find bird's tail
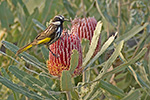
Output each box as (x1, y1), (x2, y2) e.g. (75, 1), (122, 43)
(16, 43), (33, 56)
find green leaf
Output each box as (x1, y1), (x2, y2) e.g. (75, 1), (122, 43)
(41, 46), (49, 61)
(84, 32), (118, 71)
(122, 90), (141, 100)
(0, 76), (44, 100)
(1, 67), (10, 79)
(103, 48), (147, 78)
(63, 0), (75, 18)
(9, 65), (57, 99)
(2, 41), (47, 72)
(39, 74), (54, 90)
(115, 23), (149, 42)
(81, 38), (90, 58)
(19, 8), (39, 46)
(69, 49), (79, 75)
(94, 40), (124, 83)
(0, 1), (14, 30)
(60, 70), (73, 91)
(71, 90), (79, 100)
(16, 2), (26, 30)
(17, 0), (30, 16)
(83, 21), (102, 67)
(84, 82), (102, 100)
(99, 80), (125, 98)
(32, 19), (46, 30)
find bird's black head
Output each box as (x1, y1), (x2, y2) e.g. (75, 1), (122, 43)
(51, 15), (69, 25)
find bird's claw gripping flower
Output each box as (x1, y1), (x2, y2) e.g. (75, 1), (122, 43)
(47, 31), (82, 77)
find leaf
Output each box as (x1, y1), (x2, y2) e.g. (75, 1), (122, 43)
(17, 0), (30, 16)
(83, 21), (102, 67)
(122, 90), (141, 100)
(39, 74), (54, 90)
(115, 23), (149, 42)
(2, 41), (48, 72)
(19, 8), (39, 46)
(63, 0), (75, 18)
(94, 41), (124, 82)
(69, 49), (79, 75)
(9, 66), (57, 99)
(60, 70), (73, 91)
(41, 46), (49, 61)
(81, 38), (90, 58)
(0, 76), (44, 100)
(32, 19), (46, 30)
(99, 80), (125, 98)
(1, 67), (10, 79)
(84, 82), (102, 100)
(16, 1), (26, 30)
(0, 1), (14, 30)
(71, 90), (79, 100)
(103, 48), (148, 78)
(84, 32), (118, 71)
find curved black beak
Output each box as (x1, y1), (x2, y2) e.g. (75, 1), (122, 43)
(64, 18), (70, 22)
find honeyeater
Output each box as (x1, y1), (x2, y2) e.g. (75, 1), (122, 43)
(16, 15), (69, 56)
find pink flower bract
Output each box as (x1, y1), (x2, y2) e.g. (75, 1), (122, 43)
(47, 31), (82, 77)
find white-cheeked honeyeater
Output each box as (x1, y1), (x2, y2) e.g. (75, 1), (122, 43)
(16, 15), (69, 56)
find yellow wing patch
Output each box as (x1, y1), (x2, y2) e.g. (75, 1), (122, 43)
(37, 37), (51, 44)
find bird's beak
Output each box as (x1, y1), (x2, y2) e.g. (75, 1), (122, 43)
(64, 18), (70, 22)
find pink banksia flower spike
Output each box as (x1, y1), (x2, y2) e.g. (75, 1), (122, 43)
(47, 31), (82, 77)
(71, 17), (101, 56)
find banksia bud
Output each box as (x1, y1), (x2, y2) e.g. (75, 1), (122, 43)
(71, 17), (101, 56)
(47, 31), (82, 77)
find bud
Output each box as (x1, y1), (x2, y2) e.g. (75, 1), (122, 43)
(47, 31), (82, 77)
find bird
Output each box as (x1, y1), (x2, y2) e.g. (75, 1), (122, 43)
(16, 15), (69, 57)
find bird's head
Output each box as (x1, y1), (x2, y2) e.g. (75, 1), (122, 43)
(51, 15), (69, 25)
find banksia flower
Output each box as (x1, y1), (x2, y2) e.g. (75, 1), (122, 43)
(47, 31), (82, 77)
(71, 17), (101, 56)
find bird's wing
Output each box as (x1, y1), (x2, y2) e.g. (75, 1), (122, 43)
(33, 24), (57, 44)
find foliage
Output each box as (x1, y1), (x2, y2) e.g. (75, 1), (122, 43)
(0, 0), (150, 100)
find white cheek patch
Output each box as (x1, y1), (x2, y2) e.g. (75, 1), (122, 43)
(52, 21), (61, 25)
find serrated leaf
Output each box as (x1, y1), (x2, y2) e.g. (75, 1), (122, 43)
(81, 38), (90, 58)
(32, 19), (46, 31)
(84, 32), (117, 71)
(41, 46), (49, 61)
(0, 1), (14, 30)
(122, 90), (141, 100)
(83, 21), (102, 67)
(63, 0), (75, 18)
(2, 41), (48, 72)
(9, 66), (57, 99)
(60, 70), (73, 91)
(93, 41), (124, 82)
(0, 76), (44, 100)
(115, 23), (149, 42)
(69, 49), (79, 75)
(99, 80), (125, 98)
